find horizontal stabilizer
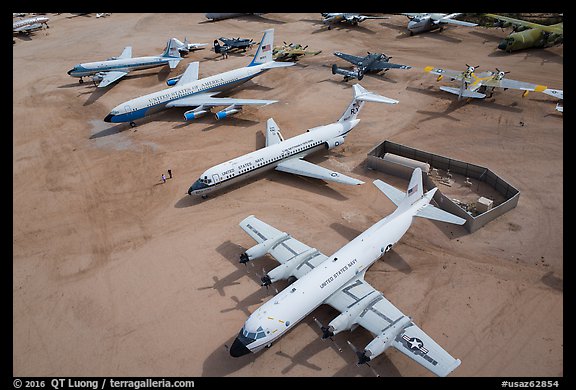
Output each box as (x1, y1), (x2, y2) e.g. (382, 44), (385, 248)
(440, 86), (485, 99)
(168, 59), (182, 69)
(415, 204), (466, 225)
(276, 158), (364, 186)
(373, 179), (405, 207)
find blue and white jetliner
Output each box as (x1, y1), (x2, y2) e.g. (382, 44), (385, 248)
(104, 29), (294, 127)
(230, 167), (466, 377)
(187, 84), (398, 197)
(67, 38), (182, 88)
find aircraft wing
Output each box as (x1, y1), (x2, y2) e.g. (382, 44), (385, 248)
(370, 60), (411, 71)
(239, 215), (329, 278)
(97, 70), (128, 88)
(334, 52), (365, 66)
(324, 276), (461, 377)
(543, 88), (563, 99)
(118, 46), (132, 59)
(166, 93), (277, 108)
(484, 14), (563, 35)
(275, 158), (364, 186)
(437, 13), (477, 27)
(483, 77), (547, 92)
(424, 66), (465, 80)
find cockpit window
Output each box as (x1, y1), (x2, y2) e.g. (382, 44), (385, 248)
(241, 326), (267, 341)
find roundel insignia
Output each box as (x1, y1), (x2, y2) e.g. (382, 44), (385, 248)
(330, 173), (338, 177)
(402, 335), (429, 354)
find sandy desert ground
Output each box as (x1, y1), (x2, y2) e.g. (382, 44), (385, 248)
(13, 13), (563, 378)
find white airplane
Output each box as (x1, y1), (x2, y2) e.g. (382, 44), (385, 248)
(67, 38), (183, 88)
(172, 37), (208, 55)
(13, 16), (49, 34)
(104, 29), (293, 127)
(229, 167), (465, 377)
(187, 84), (398, 197)
(542, 88), (563, 112)
(402, 13), (477, 35)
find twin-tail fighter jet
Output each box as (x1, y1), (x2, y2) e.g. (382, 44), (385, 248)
(331, 51), (411, 81)
(424, 64), (547, 100)
(67, 38), (183, 88)
(187, 84), (398, 198)
(229, 167), (465, 377)
(104, 29), (294, 127)
(402, 13), (477, 35)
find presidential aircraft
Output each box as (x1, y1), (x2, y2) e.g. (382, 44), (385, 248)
(13, 16), (49, 34)
(187, 84), (398, 198)
(67, 38), (182, 88)
(424, 64), (547, 100)
(321, 13), (388, 29)
(484, 14), (563, 52)
(104, 29), (293, 127)
(402, 13), (477, 35)
(332, 51), (411, 81)
(229, 167), (465, 377)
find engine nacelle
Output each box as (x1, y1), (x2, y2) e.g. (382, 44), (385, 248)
(91, 73), (105, 82)
(215, 105), (241, 120)
(359, 315), (412, 363)
(166, 75), (182, 86)
(240, 232), (290, 264)
(327, 292), (382, 337)
(263, 248), (319, 285)
(184, 106), (209, 121)
(331, 64), (363, 81)
(325, 135), (346, 150)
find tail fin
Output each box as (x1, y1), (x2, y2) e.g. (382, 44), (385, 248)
(373, 167), (466, 225)
(338, 84), (399, 122)
(162, 38), (182, 59)
(248, 29), (274, 66)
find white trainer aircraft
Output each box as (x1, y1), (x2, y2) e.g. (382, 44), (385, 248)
(402, 13), (477, 35)
(229, 167), (465, 376)
(67, 38), (183, 88)
(187, 84), (398, 197)
(104, 29), (293, 127)
(13, 16), (49, 34)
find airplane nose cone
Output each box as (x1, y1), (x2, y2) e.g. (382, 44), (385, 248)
(497, 40), (508, 50)
(67, 69), (74, 75)
(103, 114), (113, 123)
(229, 337), (251, 357)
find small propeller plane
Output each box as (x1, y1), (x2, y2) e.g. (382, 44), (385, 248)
(213, 36), (256, 58)
(424, 64), (547, 100)
(484, 13), (563, 52)
(272, 42), (321, 62)
(321, 13), (388, 29)
(332, 51), (411, 81)
(228, 167), (465, 377)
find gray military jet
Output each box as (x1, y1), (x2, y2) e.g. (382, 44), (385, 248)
(331, 51), (411, 81)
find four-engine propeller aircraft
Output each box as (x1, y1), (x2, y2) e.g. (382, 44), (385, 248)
(402, 13), (477, 35)
(67, 38), (183, 88)
(104, 29), (293, 127)
(229, 167), (465, 377)
(187, 84), (398, 197)
(13, 16), (50, 34)
(273, 42), (321, 62)
(484, 13), (563, 52)
(321, 13), (388, 29)
(424, 64), (547, 100)
(332, 51), (412, 81)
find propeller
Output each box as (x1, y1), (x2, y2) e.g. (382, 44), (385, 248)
(256, 268), (278, 293)
(239, 252), (249, 265)
(313, 317), (342, 352)
(346, 341), (380, 377)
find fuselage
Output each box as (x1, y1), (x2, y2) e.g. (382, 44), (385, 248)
(407, 15), (437, 34)
(188, 119), (360, 196)
(13, 16), (49, 29)
(230, 191), (435, 357)
(67, 56), (173, 78)
(104, 63), (270, 124)
(498, 28), (547, 51)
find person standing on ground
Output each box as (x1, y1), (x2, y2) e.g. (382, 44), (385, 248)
(161, 174), (166, 183)
(168, 169), (172, 179)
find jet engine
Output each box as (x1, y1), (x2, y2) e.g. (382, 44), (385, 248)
(325, 136), (346, 149)
(239, 232), (290, 264)
(215, 104), (242, 120)
(184, 105), (209, 120)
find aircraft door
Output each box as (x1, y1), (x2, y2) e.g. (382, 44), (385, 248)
(212, 173), (221, 184)
(124, 104), (132, 113)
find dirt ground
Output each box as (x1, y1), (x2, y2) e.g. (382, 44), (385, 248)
(13, 13), (563, 378)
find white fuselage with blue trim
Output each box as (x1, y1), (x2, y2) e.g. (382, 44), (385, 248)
(68, 56), (173, 78)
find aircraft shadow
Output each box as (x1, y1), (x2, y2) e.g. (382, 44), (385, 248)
(329, 222), (362, 241)
(487, 46), (564, 65)
(540, 271), (563, 293)
(468, 29), (503, 44)
(81, 85), (115, 106)
(89, 123), (129, 139)
(379, 21), (408, 33)
(198, 14), (286, 25)
(265, 171), (349, 202)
